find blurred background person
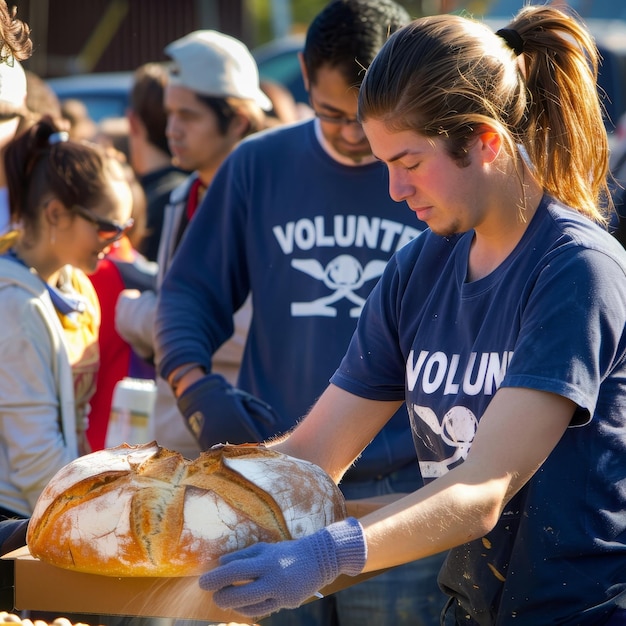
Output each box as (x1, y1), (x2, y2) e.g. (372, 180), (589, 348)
(126, 61), (188, 263)
(260, 78), (301, 128)
(87, 147), (157, 451)
(60, 98), (97, 143)
(94, 115), (131, 161)
(21, 70), (64, 129)
(0, 116), (133, 519)
(115, 29), (270, 459)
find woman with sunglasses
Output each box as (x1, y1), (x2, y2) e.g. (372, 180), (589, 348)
(0, 116), (133, 520)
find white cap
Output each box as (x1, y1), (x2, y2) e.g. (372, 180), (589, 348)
(164, 30), (271, 111)
(0, 58), (26, 110)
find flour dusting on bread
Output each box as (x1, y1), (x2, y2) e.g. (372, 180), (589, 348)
(26, 442), (346, 577)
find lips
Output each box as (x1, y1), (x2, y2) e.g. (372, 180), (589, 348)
(338, 139), (369, 152)
(411, 206), (434, 221)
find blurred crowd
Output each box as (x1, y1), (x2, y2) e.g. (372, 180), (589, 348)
(0, 4), (314, 624)
(0, 8), (315, 465)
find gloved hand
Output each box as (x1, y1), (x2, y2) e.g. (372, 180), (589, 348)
(199, 517), (367, 619)
(176, 373), (280, 449)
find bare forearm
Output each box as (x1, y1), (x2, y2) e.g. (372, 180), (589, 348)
(270, 384), (401, 483)
(359, 388), (576, 572)
(115, 290), (156, 359)
(359, 460), (506, 572)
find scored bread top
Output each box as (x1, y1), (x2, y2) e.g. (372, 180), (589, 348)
(26, 442), (346, 577)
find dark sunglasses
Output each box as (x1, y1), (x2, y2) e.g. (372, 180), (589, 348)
(72, 205), (134, 245)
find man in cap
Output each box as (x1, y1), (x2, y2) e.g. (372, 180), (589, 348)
(126, 62), (188, 263)
(115, 30), (269, 459)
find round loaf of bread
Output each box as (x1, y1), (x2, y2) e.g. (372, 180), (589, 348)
(26, 442), (346, 577)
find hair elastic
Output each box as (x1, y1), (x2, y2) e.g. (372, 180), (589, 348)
(496, 28), (524, 57)
(48, 131), (70, 145)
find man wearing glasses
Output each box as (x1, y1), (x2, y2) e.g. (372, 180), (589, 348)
(156, 1), (446, 625)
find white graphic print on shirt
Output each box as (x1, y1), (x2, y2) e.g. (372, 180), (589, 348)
(273, 214), (422, 318)
(407, 349), (514, 479)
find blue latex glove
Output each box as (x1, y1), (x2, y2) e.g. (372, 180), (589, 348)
(176, 373), (280, 449)
(199, 517), (367, 619)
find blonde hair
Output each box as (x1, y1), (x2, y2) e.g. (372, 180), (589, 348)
(358, 6), (610, 223)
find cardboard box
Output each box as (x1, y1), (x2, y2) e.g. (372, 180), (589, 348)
(2, 546), (384, 622)
(1, 497), (399, 622)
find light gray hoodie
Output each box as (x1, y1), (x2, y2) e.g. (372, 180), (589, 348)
(0, 257), (79, 516)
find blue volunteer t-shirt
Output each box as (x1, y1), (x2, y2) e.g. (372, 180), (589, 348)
(156, 119), (426, 483)
(332, 195), (626, 624)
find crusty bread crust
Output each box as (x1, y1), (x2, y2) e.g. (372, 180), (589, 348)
(26, 442), (346, 577)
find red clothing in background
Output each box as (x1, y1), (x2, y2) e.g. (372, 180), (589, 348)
(87, 238), (156, 450)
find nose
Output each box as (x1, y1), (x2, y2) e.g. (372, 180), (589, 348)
(388, 168), (413, 203)
(340, 121), (366, 143)
(166, 115), (179, 139)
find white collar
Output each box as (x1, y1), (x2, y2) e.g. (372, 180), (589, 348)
(313, 118), (377, 167)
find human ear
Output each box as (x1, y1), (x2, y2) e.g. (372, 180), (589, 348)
(298, 52), (310, 92)
(479, 130), (502, 163)
(43, 198), (63, 226)
(126, 109), (144, 138)
(230, 112), (252, 140)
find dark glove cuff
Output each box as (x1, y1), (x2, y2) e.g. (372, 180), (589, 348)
(169, 362), (206, 395)
(177, 373), (279, 449)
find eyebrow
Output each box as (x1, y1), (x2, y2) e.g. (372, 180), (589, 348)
(310, 94), (350, 115)
(319, 102), (346, 114)
(372, 149), (421, 163)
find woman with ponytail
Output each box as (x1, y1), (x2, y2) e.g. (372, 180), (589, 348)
(199, 6), (626, 625)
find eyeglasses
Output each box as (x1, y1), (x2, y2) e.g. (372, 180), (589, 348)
(72, 205), (134, 245)
(313, 111), (361, 127)
(309, 97), (361, 127)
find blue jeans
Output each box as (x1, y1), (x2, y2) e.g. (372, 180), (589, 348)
(259, 464), (448, 626)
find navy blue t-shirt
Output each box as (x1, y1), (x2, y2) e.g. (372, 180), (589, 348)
(156, 119), (426, 482)
(332, 196), (626, 624)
